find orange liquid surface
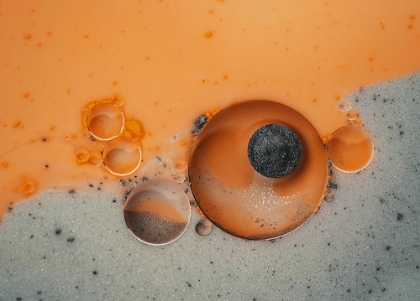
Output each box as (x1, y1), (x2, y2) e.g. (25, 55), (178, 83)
(1, 0), (419, 221)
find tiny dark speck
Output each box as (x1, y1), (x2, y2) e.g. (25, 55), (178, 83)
(93, 270), (98, 275)
(397, 213), (404, 221)
(55, 229), (62, 235)
(16, 298), (22, 301)
(186, 282), (192, 288)
(382, 288), (386, 292)
(89, 184), (94, 188)
(67, 237), (75, 242)
(386, 245), (391, 251)
(37, 291), (42, 295)
(68, 189), (75, 194)
(376, 267), (381, 271)
(399, 131), (404, 136)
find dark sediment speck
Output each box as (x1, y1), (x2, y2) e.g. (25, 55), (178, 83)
(67, 237), (75, 242)
(55, 229), (62, 235)
(192, 114), (208, 136)
(327, 181), (338, 189)
(68, 189), (75, 194)
(397, 213), (404, 221)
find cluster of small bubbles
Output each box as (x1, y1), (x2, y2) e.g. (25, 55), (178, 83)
(75, 148), (103, 167)
(195, 219), (213, 237)
(74, 96), (144, 176)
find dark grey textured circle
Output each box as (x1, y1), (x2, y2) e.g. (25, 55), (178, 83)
(248, 124), (302, 178)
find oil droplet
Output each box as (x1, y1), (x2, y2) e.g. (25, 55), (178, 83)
(124, 179), (191, 246)
(22, 181), (36, 195)
(87, 103), (125, 140)
(174, 173), (186, 184)
(75, 148), (90, 164)
(346, 109), (358, 121)
(328, 126), (374, 173)
(337, 99), (352, 112)
(103, 137), (141, 176)
(88, 151), (102, 167)
(175, 160), (187, 172)
(111, 95), (124, 106)
(195, 219), (213, 237)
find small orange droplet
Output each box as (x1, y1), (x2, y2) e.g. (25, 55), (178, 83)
(23, 92), (29, 98)
(2, 162), (9, 167)
(49, 125), (55, 130)
(407, 24), (413, 29)
(409, 15), (415, 20)
(205, 31), (213, 38)
(24, 34), (31, 39)
(22, 181), (37, 195)
(181, 140), (186, 146)
(13, 187), (18, 193)
(13, 121), (20, 127)
(223, 75), (228, 80)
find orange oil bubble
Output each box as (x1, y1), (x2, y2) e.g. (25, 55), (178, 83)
(189, 100), (327, 239)
(87, 103), (125, 140)
(123, 179), (191, 245)
(103, 137), (142, 176)
(328, 126), (374, 173)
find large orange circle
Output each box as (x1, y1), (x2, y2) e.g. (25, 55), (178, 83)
(188, 100), (328, 239)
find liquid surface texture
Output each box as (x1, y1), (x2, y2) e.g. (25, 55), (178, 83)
(0, 0), (419, 219)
